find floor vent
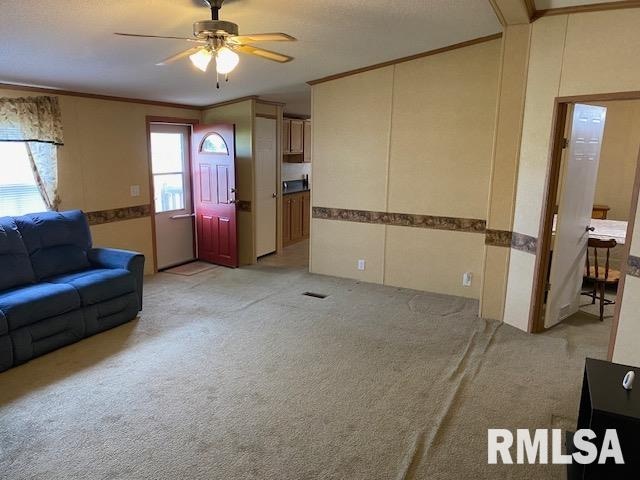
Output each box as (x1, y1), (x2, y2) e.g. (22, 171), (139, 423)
(303, 292), (328, 299)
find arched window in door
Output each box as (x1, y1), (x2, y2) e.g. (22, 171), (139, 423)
(200, 133), (228, 154)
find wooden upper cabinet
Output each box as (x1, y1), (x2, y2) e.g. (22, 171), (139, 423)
(283, 117), (310, 162)
(303, 120), (311, 163)
(289, 120), (304, 154)
(283, 119), (291, 154)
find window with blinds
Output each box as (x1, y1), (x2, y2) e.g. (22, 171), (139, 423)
(0, 142), (47, 216)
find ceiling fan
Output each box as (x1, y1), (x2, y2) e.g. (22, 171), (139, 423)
(115, 0), (296, 87)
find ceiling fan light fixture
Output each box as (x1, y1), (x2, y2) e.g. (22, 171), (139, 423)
(215, 46), (240, 74)
(190, 48), (213, 72)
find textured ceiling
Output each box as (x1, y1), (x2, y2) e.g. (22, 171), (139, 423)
(0, 0), (501, 115)
(534, 0), (624, 9)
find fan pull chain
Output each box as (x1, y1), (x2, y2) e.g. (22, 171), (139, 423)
(216, 71), (220, 89)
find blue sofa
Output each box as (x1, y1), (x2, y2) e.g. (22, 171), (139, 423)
(0, 210), (144, 372)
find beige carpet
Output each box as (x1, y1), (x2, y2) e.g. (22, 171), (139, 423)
(0, 263), (610, 479)
(163, 261), (218, 276)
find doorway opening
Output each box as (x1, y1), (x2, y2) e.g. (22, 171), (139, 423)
(530, 94), (640, 361)
(146, 116), (239, 272)
(256, 113), (310, 269)
(149, 122), (196, 271)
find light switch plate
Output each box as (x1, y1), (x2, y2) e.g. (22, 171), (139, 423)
(130, 185), (140, 197)
(357, 259), (366, 271)
(463, 272), (472, 287)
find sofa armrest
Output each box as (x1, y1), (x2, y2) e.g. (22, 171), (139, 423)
(88, 248), (145, 310)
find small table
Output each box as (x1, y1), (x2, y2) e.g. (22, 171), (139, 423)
(589, 219), (627, 245)
(552, 216), (628, 244)
(567, 358), (640, 478)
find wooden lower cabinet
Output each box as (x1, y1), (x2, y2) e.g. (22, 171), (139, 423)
(282, 191), (310, 246)
(283, 196), (292, 244)
(302, 192), (310, 237)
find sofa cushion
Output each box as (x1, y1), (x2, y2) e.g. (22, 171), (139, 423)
(14, 210), (92, 280)
(0, 309), (7, 336)
(0, 216), (36, 291)
(46, 268), (136, 306)
(10, 310), (84, 365)
(0, 334), (12, 373)
(83, 292), (140, 336)
(0, 282), (81, 331)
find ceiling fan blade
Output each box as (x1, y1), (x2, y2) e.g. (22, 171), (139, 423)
(228, 33), (296, 44)
(156, 46), (204, 66)
(115, 33), (205, 43)
(234, 45), (293, 63)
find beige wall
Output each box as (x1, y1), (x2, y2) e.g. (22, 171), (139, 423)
(0, 88), (278, 271)
(0, 87), (201, 274)
(481, 24), (531, 320)
(499, 9), (640, 365)
(310, 39), (501, 299)
(615, 195), (640, 365)
(592, 100), (640, 221)
(202, 99), (255, 265)
(310, 66), (394, 284)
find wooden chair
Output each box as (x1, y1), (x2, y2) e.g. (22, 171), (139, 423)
(582, 238), (620, 321)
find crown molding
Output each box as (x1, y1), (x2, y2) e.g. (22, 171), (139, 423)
(307, 33), (503, 86)
(0, 83), (271, 112)
(0, 82), (202, 110)
(200, 95), (259, 110)
(532, 0), (640, 20)
(489, 0), (533, 25)
(524, 0), (536, 20)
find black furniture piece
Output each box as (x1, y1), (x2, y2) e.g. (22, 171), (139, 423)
(567, 358), (640, 479)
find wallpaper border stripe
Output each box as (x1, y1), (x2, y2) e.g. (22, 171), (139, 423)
(627, 255), (640, 278)
(312, 207), (542, 253)
(510, 231), (538, 254)
(312, 207), (486, 233)
(85, 204), (151, 226)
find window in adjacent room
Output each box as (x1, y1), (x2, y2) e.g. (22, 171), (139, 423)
(0, 142), (47, 216)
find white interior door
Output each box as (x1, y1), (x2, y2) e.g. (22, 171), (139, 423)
(545, 104), (607, 328)
(255, 117), (277, 257)
(150, 124), (195, 269)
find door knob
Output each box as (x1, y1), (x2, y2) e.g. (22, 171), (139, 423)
(272, 193), (277, 198)
(586, 226), (595, 232)
(230, 188), (237, 193)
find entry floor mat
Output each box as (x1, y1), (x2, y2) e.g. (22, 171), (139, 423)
(163, 261), (218, 276)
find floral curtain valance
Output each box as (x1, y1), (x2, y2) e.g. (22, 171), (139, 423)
(0, 96), (64, 145)
(0, 96), (63, 211)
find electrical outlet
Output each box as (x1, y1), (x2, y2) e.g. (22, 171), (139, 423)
(130, 185), (140, 197)
(463, 272), (472, 287)
(357, 259), (366, 271)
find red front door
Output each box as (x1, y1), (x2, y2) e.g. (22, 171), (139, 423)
(191, 123), (238, 267)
